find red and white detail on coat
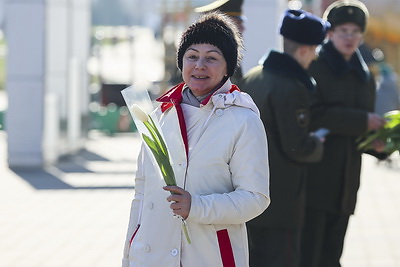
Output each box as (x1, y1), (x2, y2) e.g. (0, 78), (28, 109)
(129, 226), (236, 266)
(157, 82), (241, 158)
(217, 229), (236, 267)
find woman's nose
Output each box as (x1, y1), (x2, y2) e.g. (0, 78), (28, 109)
(195, 58), (206, 69)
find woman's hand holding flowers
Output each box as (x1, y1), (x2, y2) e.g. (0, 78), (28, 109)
(367, 112), (386, 131)
(371, 139), (386, 153)
(164, 186), (192, 220)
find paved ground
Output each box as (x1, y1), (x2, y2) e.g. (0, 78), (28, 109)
(1, 130), (400, 267)
(0, 131), (139, 267)
(341, 153), (400, 267)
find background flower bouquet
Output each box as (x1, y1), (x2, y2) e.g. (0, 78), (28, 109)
(357, 110), (400, 154)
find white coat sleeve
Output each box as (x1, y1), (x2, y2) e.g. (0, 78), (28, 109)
(122, 145), (146, 267)
(187, 111), (270, 225)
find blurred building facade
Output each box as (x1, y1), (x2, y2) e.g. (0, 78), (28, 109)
(4, 0), (287, 168)
(5, 0), (399, 168)
(362, 0), (400, 79)
(5, 0), (91, 167)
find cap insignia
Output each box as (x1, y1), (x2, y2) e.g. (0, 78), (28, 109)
(347, 8), (354, 15)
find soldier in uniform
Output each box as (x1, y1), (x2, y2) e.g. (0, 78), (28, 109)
(195, 0), (246, 84)
(239, 9), (330, 267)
(300, 1), (386, 266)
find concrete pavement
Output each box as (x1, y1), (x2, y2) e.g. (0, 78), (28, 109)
(0, 130), (139, 267)
(0, 130), (400, 267)
(341, 153), (400, 266)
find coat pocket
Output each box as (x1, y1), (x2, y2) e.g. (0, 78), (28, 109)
(129, 224), (141, 245)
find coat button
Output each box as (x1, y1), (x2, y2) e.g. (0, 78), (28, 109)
(147, 202), (154, 210)
(216, 109), (224, 117)
(171, 248), (179, 256)
(179, 162), (186, 168)
(142, 244), (151, 253)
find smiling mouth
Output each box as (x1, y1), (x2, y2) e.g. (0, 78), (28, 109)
(193, 75), (208, 79)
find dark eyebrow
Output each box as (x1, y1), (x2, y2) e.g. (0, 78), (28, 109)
(186, 47), (223, 55)
(186, 48), (199, 53)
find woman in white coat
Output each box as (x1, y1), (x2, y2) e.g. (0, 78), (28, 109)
(122, 12), (270, 267)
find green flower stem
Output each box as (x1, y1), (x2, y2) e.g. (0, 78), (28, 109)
(141, 116), (176, 186)
(149, 116), (169, 158)
(138, 112), (190, 244)
(128, 104), (192, 243)
(182, 219), (191, 244)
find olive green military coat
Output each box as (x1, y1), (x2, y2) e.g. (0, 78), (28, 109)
(306, 41), (376, 215)
(240, 51), (323, 228)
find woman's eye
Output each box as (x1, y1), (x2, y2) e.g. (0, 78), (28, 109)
(187, 55), (198, 60)
(206, 57), (217, 62)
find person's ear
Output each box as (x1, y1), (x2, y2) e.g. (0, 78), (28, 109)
(298, 45), (307, 56)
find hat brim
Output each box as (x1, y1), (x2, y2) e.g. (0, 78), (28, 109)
(194, 0), (230, 13)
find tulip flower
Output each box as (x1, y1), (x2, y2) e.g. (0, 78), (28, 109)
(130, 104), (191, 244)
(357, 110), (400, 154)
(131, 104), (176, 186)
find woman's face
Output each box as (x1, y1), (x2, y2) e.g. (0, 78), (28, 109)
(182, 43), (228, 97)
(328, 22), (363, 61)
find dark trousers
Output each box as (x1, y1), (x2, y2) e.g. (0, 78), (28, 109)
(300, 208), (350, 267)
(247, 225), (301, 267)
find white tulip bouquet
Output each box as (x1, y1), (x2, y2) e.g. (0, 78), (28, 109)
(130, 104), (177, 187)
(121, 86), (191, 244)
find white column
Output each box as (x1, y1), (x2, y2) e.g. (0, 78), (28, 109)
(67, 57), (81, 151)
(6, 0), (46, 167)
(43, 93), (60, 164)
(44, 0), (69, 163)
(68, 0), (90, 152)
(6, 0), (91, 167)
(242, 0), (287, 73)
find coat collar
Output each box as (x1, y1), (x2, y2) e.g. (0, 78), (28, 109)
(155, 79), (241, 158)
(156, 79), (240, 112)
(263, 51), (316, 92)
(318, 40), (370, 82)
(156, 83), (184, 112)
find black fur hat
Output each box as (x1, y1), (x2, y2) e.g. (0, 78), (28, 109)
(323, 0), (369, 32)
(280, 9), (330, 45)
(176, 12), (243, 77)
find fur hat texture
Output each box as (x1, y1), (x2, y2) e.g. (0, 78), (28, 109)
(176, 12), (243, 77)
(280, 9), (331, 45)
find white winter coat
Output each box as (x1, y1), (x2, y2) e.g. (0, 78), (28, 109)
(122, 80), (270, 267)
